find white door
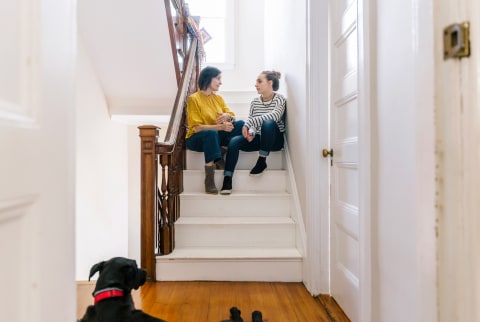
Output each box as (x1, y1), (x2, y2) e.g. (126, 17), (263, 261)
(328, 0), (360, 320)
(436, 0), (480, 320)
(0, 1), (76, 321)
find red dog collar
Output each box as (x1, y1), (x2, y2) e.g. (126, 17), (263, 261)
(93, 288), (124, 304)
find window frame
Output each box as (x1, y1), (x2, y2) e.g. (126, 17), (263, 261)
(188, 0), (235, 69)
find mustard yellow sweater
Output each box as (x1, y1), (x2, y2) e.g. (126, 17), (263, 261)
(186, 91), (235, 139)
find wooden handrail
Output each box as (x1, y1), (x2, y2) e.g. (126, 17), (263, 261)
(164, 0), (181, 84)
(159, 37), (198, 151)
(139, 6), (199, 279)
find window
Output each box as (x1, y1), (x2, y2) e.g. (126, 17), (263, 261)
(186, 0), (235, 68)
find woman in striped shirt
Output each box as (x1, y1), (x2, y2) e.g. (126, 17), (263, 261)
(220, 70), (286, 195)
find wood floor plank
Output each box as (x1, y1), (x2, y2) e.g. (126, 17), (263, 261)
(77, 281), (349, 321)
(316, 294), (351, 322)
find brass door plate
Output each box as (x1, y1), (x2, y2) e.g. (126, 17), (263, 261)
(444, 22), (470, 59)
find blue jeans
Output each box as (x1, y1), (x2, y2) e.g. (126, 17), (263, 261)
(186, 120), (245, 164)
(224, 119), (284, 176)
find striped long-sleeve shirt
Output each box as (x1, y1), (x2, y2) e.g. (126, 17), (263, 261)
(244, 93), (286, 135)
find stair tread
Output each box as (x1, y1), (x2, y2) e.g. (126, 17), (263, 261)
(157, 247), (302, 260)
(186, 151), (284, 171)
(181, 191), (290, 198)
(176, 216), (294, 225)
(183, 169), (286, 173)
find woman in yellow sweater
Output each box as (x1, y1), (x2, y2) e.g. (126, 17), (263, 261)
(186, 66), (244, 194)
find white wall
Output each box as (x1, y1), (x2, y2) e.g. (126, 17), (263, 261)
(264, 0), (308, 216)
(127, 126), (141, 265)
(219, 0), (266, 92)
(75, 38), (130, 280)
(77, 0), (178, 116)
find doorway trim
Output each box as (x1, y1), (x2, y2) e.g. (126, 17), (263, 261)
(305, 0), (330, 295)
(357, 0), (373, 320)
(305, 0), (373, 320)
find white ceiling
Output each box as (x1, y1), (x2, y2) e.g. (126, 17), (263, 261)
(78, 0), (178, 116)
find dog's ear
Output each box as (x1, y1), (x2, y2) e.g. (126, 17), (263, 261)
(88, 261), (106, 281)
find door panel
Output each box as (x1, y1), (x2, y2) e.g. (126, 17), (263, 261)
(334, 165), (359, 209)
(329, 0), (360, 320)
(335, 99), (359, 140)
(0, 198), (35, 321)
(0, 1), (76, 321)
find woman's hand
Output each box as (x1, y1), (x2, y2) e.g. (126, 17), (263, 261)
(220, 122), (234, 132)
(242, 126), (254, 142)
(216, 112), (233, 124)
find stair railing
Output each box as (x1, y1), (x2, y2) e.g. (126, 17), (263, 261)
(138, 0), (200, 280)
(165, 0), (182, 84)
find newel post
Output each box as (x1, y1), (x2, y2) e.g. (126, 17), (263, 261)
(138, 125), (159, 281)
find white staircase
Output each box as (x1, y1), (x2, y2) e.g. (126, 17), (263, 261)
(155, 91), (303, 282)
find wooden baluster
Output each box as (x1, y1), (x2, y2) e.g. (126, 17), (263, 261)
(169, 149), (180, 229)
(138, 125), (159, 281)
(159, 154), (174, 254)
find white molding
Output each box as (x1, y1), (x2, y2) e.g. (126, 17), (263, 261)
(0, 104), (36, 127)
(0, 0), (38, 128)
(0, 194), (37, 322)
(357, 0), (373, 320)
(304, 0), (330, 296)
(0, 195), (36, 223)
(283, 140), (307, 258)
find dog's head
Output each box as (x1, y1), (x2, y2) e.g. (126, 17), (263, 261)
(88, 257), (147, 293)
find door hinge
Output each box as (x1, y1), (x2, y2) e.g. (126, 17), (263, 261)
(443, 21), (470, 60)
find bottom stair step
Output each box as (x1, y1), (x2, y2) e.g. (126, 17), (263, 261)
(156, 247), (303, 282)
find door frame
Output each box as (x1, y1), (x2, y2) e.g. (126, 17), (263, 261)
(305, 0), (330, 296)
(305, 2), (372, 321)
(357, 0), (373, 320)
(436, 0), (480, 319)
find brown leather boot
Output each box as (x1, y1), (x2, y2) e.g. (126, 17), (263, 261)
(204, 165), (218, 194)
(215, 146), (228, 170)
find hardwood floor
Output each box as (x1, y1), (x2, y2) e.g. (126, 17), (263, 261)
(77, 281), (350, 321)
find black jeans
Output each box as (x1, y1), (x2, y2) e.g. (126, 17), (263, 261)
(186, 120), (245, 164)
(224, 119), (284, 176)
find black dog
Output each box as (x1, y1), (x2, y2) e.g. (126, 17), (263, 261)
(78, 257), (166, 322)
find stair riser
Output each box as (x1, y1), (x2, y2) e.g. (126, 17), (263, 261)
(186, 151), (284, 170)
(181, 196), (291, 217)
(175, 223), (296, 248)
(156, 260), (303, 282)
(182, 170), (287, 193)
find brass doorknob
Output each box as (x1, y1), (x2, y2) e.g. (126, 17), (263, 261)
(322, 149), (333, 158)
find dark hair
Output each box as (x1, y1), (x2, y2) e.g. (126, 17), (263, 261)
(198, 66), (222, 90)
(262, 70), (282, 91)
